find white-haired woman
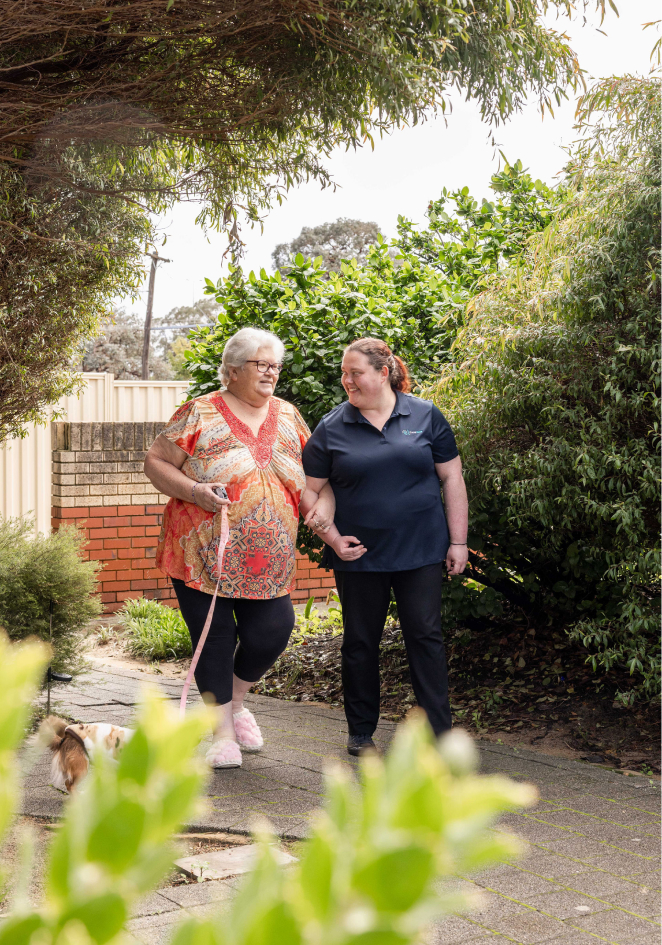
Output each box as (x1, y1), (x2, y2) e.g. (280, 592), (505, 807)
(145, 327), (334, 768)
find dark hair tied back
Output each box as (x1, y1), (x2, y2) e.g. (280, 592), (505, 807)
(345, 338), (412, 393)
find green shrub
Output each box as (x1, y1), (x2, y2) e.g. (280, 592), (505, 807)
(0, 517), (101, 675)
(187, 162), (558, 424)
(119, 598), (192, 661)
(434, 78), (661, 701)
(0, 631), (536, 945)
(186, 163), (559, 563)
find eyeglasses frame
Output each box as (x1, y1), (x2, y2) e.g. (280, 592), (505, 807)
(245, 359), (284, 374)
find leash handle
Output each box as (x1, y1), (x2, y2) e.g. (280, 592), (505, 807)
(179, 505), (229, 717)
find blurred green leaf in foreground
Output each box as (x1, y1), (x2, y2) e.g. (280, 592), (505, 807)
(0, 632), (536, 945)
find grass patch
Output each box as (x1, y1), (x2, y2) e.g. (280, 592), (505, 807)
(118, 598), (191, 661)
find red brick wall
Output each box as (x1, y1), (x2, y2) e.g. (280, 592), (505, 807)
(292, 551), (336, 604)
(51, 503), (177, 611)
(51, 421), (335, 613)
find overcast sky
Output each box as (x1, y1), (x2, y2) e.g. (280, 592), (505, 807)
(116, 1), (658, 324)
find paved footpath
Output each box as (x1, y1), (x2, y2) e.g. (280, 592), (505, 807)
(25, 662), (661, 945)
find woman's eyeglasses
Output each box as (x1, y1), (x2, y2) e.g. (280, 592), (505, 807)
(246, 360), (283, 374)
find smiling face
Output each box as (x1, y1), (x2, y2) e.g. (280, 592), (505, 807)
(341, 350), (390, 409)
(228, 345), (281, 405)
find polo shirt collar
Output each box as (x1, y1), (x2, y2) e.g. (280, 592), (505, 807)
(342, 390), (411, 423)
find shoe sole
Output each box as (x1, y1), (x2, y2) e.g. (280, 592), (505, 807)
(236, 743), (263, 753)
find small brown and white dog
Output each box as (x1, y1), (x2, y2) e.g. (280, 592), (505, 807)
(42, 716), (134, 793)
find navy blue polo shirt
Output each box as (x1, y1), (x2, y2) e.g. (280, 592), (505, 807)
(302, 391), (459, 572)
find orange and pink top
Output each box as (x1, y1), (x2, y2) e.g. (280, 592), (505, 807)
(156, 392), (311, 599)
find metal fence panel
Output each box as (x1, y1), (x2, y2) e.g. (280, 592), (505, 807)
(0, 374), (190, 534)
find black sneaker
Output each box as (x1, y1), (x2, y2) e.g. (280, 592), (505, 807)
(347, 734), (378, 757)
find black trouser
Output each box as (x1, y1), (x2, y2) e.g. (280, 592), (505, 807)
(334, 563), (451, 737)
(172, 579), (294, 705)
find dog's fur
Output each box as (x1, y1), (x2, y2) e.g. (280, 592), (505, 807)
(42, 716), (133, 793)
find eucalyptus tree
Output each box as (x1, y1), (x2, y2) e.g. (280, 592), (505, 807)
(273, 219), (383, 273)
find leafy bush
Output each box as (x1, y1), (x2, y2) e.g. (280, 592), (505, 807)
(0, 518), (101, 675)
(186, 163), (558, 563)
(119, 598), (192, 662)
(434, 78), (661, 701)
(0, 630), (536, 945)
(187, 161), (558, 428)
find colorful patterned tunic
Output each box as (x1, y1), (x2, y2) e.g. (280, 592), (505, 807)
(156, 393), (310, 599)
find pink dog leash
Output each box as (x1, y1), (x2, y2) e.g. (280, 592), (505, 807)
(179, 503), (230, 717)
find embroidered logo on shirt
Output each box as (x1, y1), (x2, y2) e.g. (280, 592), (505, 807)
(402, 429), (422, 435)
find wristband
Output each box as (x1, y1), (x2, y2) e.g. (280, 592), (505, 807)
(450, 542), (467, 545)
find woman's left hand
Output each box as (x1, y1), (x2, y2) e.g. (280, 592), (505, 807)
(304, 493), (334, 533)
(446, 543), (469, 576)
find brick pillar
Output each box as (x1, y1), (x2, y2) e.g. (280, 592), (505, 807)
(51, 421), (175, 613)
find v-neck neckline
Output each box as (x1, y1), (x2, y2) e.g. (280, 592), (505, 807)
(211, 393), (280, 468)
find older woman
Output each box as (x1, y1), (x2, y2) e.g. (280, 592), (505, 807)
(302, 337), (468, 755)
(145, 327), (333, 768)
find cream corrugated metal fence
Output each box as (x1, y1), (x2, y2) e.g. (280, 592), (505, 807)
(0, 374), (189, 535)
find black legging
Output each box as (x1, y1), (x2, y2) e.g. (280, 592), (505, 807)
(172, 579), (295, 705)
(334, 563), (451, 737)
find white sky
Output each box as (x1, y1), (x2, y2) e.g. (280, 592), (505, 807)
(117, 1), (659, 323)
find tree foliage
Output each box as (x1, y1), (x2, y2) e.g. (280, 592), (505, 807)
(1, 0), (590, 212)
(189, 161), (558, 422)
(434, 77), (661, 702)
(0, 640), (535, 945)
(82, 309), (173, 380)
(273, 218), (383, 273)
(0, 156), (148, 442)
(82, 301), (220, 380)
(0, 0), (605, 439)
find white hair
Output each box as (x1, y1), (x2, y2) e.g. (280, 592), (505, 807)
(218, 327), (285, 387)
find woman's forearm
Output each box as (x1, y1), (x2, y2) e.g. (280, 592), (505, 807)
(300, 487), (320, 519)
(144, 453), (195, 503)
(441, 472), (468, 543)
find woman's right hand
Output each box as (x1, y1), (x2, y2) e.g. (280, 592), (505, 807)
(192, 483), (231, 514)
(332, 535), (367, 562)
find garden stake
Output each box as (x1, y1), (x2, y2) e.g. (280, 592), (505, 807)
(46, 597), (73, 713)
(46, 598), (53, 716)
(179, 500), (230, 717)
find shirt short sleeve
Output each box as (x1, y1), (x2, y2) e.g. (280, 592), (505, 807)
(161, 399), (203, 456)
(302, 420), (331, 479)
(430, 405), (459, 463)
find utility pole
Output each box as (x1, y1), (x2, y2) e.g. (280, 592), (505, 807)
(141, 249), (171, 380)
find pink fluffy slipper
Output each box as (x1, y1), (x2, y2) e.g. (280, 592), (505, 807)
(205, 737), (242, 769)
(232, 707), (264, 752)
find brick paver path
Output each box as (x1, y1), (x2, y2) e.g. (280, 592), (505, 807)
(26, 661), (661, 945)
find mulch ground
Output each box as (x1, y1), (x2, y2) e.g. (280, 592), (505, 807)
(260, 614), (661, 776)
